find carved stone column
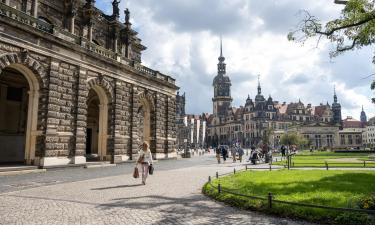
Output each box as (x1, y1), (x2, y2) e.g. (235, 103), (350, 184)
(69, 4), (76, 34)
(87, 21), (93, 42)
(31, 0), (38, 17)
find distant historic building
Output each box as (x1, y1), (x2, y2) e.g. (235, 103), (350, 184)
(0, 0), (178, 166)
(175, 92), (206, 150)
(205, 41), (343, 149)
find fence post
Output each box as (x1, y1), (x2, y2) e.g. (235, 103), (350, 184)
(216, 171), (219, 179)
(325, 162), (329, 170)
(234, 168), (236, 174)
(268, 192), (273, 209)
(208, 176), (211, 183)
(218, 183), (221, 194)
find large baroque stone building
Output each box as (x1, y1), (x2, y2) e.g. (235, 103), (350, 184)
(0, 0), (178, 167)
(205, 42), (343, 149)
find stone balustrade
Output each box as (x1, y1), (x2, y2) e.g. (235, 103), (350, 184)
(0, 2), (175, 85)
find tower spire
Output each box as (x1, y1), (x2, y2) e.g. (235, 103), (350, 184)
(217, 37), (226, 75)
(333, 85), (338, 103)
(257, 75), (261, 95)
(220, 36), (223, 58)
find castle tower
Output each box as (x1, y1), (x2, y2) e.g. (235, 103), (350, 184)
(176, 91), (186, 123)
(212, 38), (232, 117)
(332, 86), (342, 125)
(361, 106), (367, 124)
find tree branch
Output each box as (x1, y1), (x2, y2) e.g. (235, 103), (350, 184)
(316, 13), (375, 36)
(337, 37), (359, 52)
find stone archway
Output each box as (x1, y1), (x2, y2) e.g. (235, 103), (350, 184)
(86, 78), (112, 161)
(0, 53), (43, 165)
(138, 92), (155, 152)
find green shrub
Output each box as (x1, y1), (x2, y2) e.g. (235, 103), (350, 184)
(335, 213), (374, 225)
(358, 196), (375, 210)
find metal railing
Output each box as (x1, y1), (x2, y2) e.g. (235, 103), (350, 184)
(277, 154), (375, 169)
(206, 167), (375, 215)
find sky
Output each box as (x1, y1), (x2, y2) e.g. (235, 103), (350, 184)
(96, 0), (375, 120)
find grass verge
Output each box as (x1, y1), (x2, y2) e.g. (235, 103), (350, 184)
(203, 170), (375, 224)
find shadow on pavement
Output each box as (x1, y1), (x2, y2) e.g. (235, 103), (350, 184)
(98, 194), (282, 225)
(91, 184), (143, 190)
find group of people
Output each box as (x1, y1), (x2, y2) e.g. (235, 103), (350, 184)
(215, 145), (245, 164)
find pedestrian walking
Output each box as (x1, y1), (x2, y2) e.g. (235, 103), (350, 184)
(136, 141), (153, 185)
(238, 147), (244, 163)
(221, 146), (228, 162)
(231, 145), (237, 163)
(281, 145), (286, 158)
(215, 147), (221, 164)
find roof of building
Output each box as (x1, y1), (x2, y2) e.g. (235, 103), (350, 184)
(342, 116), (362, 128)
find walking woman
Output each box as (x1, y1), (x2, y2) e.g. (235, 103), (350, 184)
(136, 141), (153, 185)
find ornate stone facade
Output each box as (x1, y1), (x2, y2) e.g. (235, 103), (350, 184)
(0, 0), (178, 166)
(205, 42), (343, 149)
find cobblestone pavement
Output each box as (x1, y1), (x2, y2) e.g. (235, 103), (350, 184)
(0, 155), (315, 225)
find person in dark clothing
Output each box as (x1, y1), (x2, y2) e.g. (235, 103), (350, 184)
(281, 145), (286, 157)
(250, 149), (258, 165)
(221, 147), (228, 162)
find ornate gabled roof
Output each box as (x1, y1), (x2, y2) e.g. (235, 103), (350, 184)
(266, 95), (273, 105)
(245, 95), (254, 106)
(213, 38), (231, 86)
(213, 75), (231, 86)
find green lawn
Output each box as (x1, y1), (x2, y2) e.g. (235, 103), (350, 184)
(203, 170), (375, 224)
(273, 152), (375, 168)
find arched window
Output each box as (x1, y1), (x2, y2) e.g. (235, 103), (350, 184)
(37, 16), (54, 33)
(92, 40), (101, 46)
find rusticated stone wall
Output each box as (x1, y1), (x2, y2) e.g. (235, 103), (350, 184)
(0, 0), (178, 166)
(44, 60), (79, 158)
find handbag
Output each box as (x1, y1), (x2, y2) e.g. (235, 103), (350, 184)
(133, 167), (139, 178)
(148, 164), (154, 175)
(137, 153), (145, 164)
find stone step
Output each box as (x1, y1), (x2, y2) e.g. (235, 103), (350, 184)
(84, 162), (117, 169)
(0, 165), (46, 176)
(0, 165), (38, 172)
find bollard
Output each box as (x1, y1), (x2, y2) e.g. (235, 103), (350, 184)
(245, 165), (248, 171)
(208, 176), (211, 183)
(268, 193), (273, 209)
(269, 164), (272, 171)
(364, 161), (366, 167)
(218, 183), (221, 194)
(216, 171), (219, 179)
(234, 168), (236, 174)
(325, 162), (329, 170)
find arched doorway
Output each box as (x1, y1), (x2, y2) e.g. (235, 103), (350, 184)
(86, 86), (109, 161)
(0, 65), (39, 165)
(138, 104), (151, 145)
(138, 93), (154, 153)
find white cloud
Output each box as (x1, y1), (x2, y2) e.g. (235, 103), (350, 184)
(96, 0), (375, 120)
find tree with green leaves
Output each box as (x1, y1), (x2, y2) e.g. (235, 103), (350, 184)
(288, 0), (375, 101)
(280, 132), (308, 150)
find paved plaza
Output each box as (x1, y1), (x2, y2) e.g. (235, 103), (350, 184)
(0, 155), (314, 225)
